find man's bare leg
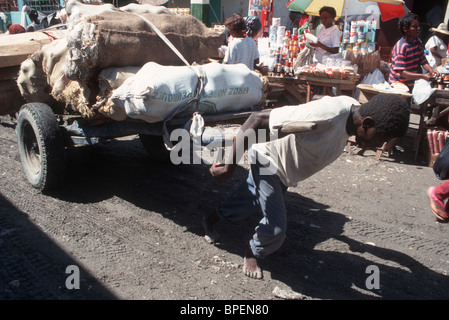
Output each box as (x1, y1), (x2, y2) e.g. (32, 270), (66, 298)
(243, 246), (263, 279)
(202, 212), (221, 244)
(203, 213), (263, 279)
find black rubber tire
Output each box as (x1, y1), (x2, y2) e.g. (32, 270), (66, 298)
(16, 103), (65, 192)
(139, 134), (171, 164)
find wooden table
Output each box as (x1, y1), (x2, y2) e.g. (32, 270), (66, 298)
(267, 75), (358, 105)
(302, 75), (358, 102)
(357, 84), (412, 103)
(267, 76), (307, 104)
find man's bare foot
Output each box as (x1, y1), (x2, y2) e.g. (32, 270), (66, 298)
(202, 212), (221, 244)
(243, 247), (263, 279)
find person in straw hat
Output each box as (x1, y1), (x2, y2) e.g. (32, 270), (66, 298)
(425, 23), (449, 69)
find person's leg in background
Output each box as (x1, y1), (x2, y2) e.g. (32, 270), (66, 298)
(428, 181), (449, 221)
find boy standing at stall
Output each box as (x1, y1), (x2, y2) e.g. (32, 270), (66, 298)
(223, 13), (260, 72)
(203, 94), (410, 279)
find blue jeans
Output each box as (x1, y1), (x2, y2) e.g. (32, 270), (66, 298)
(216, 162), (288, 259)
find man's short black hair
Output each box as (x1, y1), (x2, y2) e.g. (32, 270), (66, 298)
(398, 12), (419, 36)
(359, 93), (410, 140)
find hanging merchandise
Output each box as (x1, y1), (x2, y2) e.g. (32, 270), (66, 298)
(276, 26), (286, 45)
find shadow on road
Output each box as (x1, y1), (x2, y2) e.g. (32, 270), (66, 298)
(0, 193), (117, 300)
(265, 193), (449, 299)
(48, 136), (449, 300)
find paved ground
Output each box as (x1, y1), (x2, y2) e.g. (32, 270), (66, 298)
(1, 112), (448, 303)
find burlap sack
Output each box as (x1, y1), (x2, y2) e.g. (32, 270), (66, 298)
(66, 10), (225, 82)
(110, 62), (264, 123)
(17, 38), (95, 118)
(17, 39), (69, 114)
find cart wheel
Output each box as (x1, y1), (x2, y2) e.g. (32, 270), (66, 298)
(16, 103), (65, 192)
(139, 134), (172, 163)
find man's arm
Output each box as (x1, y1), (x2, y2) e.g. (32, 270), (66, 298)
(210, 109), (271, 180)
(430, 46), (443, 60)
(399, 64), (436, 81)
(309, 41), (339, 54)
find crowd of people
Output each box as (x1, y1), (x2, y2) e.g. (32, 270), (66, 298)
(5, 6), (66, 35)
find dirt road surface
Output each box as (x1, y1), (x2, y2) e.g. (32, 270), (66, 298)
(1, 113), (449, 303)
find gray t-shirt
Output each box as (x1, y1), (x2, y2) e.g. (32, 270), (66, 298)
(223, 37), (259, 70)
(250, 96), (359, 187)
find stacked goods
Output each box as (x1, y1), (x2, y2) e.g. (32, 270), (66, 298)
(341, 20), (377, 57)
(0, 29), (67, 116)
(268, 17), (310, 78)
(264, 17), (383, 80)
(65, 10), (225, 83)
(296, 64), (358, 81)
(269, 29), (300, 78)
(17, 38), (70, 114)
(427, 129), (449, 158)
(17, 9), (228, 121)
(108, 62), (265, 123)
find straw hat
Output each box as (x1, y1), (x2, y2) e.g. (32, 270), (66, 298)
(430, 23), (449, 36)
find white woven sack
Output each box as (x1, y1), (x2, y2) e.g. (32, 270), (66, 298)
(110, 62), (263, 123)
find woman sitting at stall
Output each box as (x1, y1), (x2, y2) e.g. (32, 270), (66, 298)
(309, 6), (341, 64)
(389, 12), (437, 93)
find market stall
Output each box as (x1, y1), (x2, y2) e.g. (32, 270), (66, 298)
(253, 11), (385, 105)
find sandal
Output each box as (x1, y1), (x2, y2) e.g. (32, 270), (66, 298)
(427, 187), (449, 222)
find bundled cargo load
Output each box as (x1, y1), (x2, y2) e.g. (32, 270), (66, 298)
(65, 10), (224, 83)
(0, 28), (67, 116)
(16, 8), (227, 120)
(17, 38), (70, 114)
(106, 62), (267, 123)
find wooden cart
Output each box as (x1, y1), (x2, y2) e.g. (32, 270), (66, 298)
(14, 100), (255, 193)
